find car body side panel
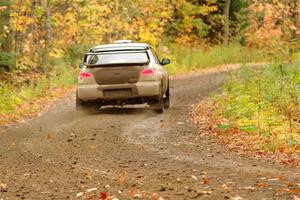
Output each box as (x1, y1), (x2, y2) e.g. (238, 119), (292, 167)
(147, 49), (168, 96)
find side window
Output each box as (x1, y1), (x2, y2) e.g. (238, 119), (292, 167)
(150, 48), (160, 64)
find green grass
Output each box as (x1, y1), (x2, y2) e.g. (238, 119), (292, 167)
(159, 44), (269, 74)
(214, 63), (300, 151)
(0, 67), (78, 116)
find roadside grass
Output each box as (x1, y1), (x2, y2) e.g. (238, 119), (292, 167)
(159, 44), (269, 74)
(212, 63), (300, 155)
(0, 65), (77, 125)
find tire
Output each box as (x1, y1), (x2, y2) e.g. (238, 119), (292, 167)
(164, 84), (170, 109)
(153, 84), (165, 114)
(154, 99), (164, 114)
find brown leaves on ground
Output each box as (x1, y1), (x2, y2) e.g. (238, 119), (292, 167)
(190, 100), (300, 167)
(47, 133), (53, 140)
(202, 177), (209, 185)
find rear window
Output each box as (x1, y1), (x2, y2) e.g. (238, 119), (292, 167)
(86, 52), (149, 65)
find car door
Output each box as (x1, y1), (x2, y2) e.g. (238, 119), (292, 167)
(149, 48), (169, 94)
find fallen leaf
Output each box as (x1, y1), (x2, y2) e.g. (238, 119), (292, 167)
(196, 189), (212, 194)
(100, 191), (107, 199)
(134, 193), (142, 198)
(291, 189), (300, 195)
(256, 183), (269, 188)
(129, 188), (141, 198)
(9, 142), (16, 148)
(231, 197), (243, 200)
(85, 171), (92, 180)
(268, 178), (279, 181)
(76, 192), (84, 197)
(0, 183), (8, 191)
(288, 183), (297, 187)
(238, 186), (255, 191)
(221, 183), (230, 192)
(118, 170), (128, 182)
(47, 133), (53, 140)
(202, 177), (209, 184)
(294, 196), (300, 200)
(152, 192), (159, 200)
(191, 175), (198, 181)
(276, 188), (290, 195)
(160, 122), (164, 128)
(86, 187), (97, 193)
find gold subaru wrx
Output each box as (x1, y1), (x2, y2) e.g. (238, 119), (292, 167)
(76, 40), (170, 113)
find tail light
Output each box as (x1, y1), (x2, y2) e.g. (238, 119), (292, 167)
(141, 68), (154, 76)
(80, 71), (93, 78)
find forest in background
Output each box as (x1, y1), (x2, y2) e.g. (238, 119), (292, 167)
(0, 0), (299, 73)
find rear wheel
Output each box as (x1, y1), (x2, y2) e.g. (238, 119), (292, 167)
(164, 84), (170, 109)
(152, 84), (165, 114)
(154, 99), (164, 114)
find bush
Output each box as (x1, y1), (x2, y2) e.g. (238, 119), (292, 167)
(215, 63), (300, 150)
(0, 51), (15, 71)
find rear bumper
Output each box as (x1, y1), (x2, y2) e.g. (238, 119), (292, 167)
(77, 81), (160, 101)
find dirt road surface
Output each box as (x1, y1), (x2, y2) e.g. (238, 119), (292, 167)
(0, 69), (300, 200)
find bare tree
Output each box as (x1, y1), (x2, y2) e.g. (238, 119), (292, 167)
(223, 0), (231, 45)
(42, 0), (52, 48)
(291, 0), (299, 40)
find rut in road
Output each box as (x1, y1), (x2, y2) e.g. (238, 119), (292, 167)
(0, 69), (300, 200)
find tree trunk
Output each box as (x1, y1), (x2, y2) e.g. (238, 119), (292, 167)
(42, 0), (52, 48)
(14, 0), (23, 61)
(223, 0), (231, 46)
(291, 0), (299, 40)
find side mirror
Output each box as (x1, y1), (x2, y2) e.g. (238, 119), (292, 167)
(161, 58), (171, 66)
(79, 63), (84, 69)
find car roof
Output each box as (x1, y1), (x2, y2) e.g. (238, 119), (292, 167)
(90, 43), (150, 53)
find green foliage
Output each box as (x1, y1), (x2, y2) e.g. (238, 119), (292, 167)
(0, 67), (77, 115)
(63, 44), (90, 67)
(218, 123), (230, 131)
(215, 63), (300, 148)
(0, 51), (15, 69)
(0, 1), (14, 70)
(159, 43), (268, 74)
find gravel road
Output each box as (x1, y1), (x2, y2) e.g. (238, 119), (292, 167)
(0, 69), (300, 200)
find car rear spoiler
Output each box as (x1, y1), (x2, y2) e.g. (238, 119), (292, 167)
(85, 62), (150, 68)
